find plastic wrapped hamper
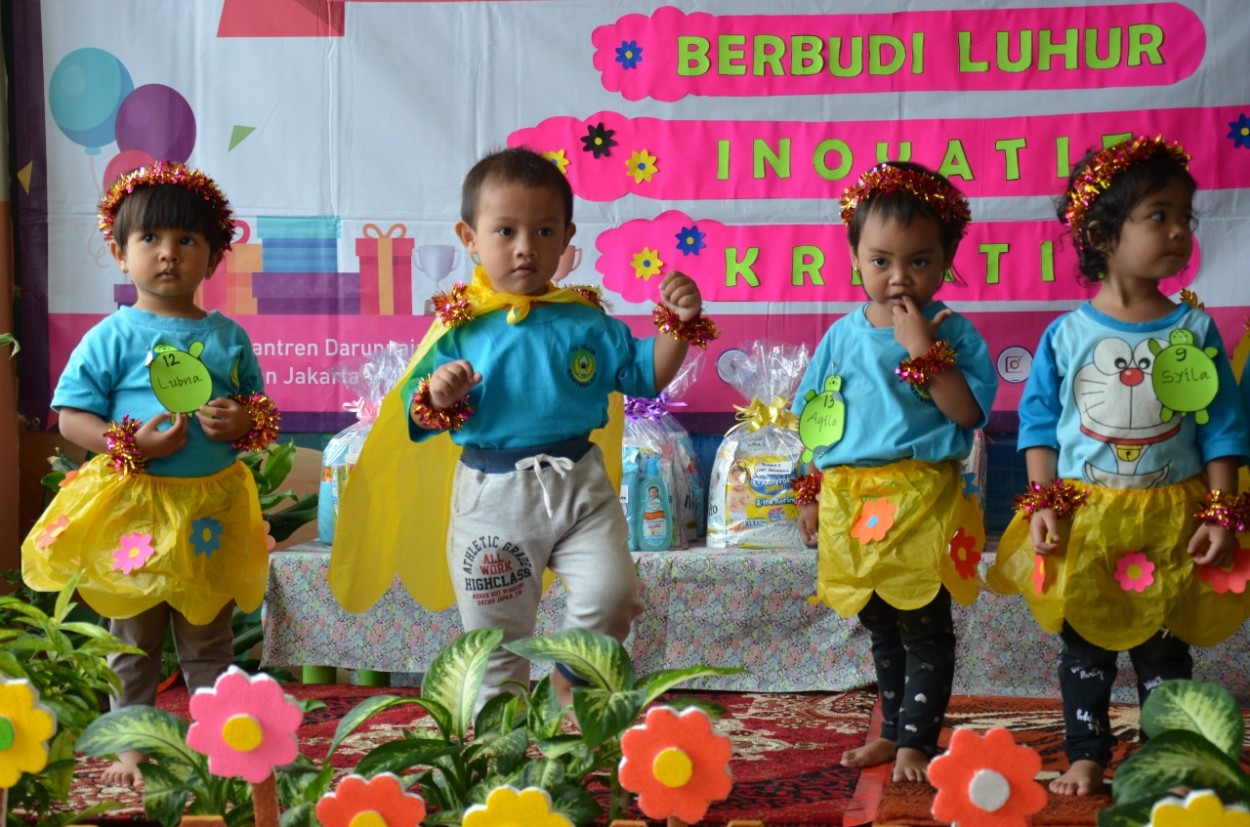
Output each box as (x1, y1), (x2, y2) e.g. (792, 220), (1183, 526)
(706, 340), (810, 549)
(317, 343), (409, 544)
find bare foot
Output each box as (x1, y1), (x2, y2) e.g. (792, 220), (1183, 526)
(892, 747), (931, 783)
(841, 736), (896, 769)
(101, 750), (146, 787)
(1049, 759), (1104, 795)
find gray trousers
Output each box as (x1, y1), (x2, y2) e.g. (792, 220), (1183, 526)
(107, 602), (235, 708)
(448, 445), (644, 703)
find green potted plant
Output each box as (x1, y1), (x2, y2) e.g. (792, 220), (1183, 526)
(1099, 678), (1250, 826)
(79, 626), (744, 826)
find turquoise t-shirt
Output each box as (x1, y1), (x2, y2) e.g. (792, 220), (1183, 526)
(52, 306), (265, 477)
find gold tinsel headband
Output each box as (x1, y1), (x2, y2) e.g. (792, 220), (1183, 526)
(1063, 136), (1190, 247)
(98, 161), (235, 248)
(839, 164), (971, 229)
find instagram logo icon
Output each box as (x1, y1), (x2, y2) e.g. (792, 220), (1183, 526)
(997, 346), (1033, 384)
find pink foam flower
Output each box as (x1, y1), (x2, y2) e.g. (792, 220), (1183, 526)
(1114, 550), (1155, 593)
(316, 772), (427, 827)
(186, 667), (303, 783)
(112, 532), (155, 574)
(949, 526), (981, 580)
(619, 705), (733, 823)
(35, 515), (70, 549)
(1197, 545), (1250, 595)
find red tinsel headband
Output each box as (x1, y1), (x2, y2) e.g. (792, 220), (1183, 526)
(1063, 136), (1190, 246)
(98, 161), (235, 248)
(839, 164), (971, 229)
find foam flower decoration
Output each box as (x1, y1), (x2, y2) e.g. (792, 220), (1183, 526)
(316, 772), (427, 827)
(1197, 545), (1250, 595)
(112, 531), (155, 574)
(626, 149), (659, 184)
(1149, 789), (1250, 826)
(58, 470), (80, 488)
(581, 122), (616, 159)
(675, 225), (706, 256)
(615, 39), (643, 69)
(0, 678), (56, 788)
(461, 785), (573, 827)
(1228, 114), (1250, 150)
(190, 516), (224, 558)
(949, 526), (980, 580)
(619, 705), (733, 823)
(631, 247), (664, 281)
(186, 666), (303, 783)
(262, 520), (277, 553)
(850, 497), (896, 545)
(1114, 550), (1155, 593)
(35, 515), (70, 549)
(1032, 554), (1048, 595)
(928, 727), (1047, 827)
(543, 149), (570, 175)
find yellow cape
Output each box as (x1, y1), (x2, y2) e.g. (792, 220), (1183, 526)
(329, 269), (624, 612)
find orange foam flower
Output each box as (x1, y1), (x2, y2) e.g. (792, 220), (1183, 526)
(1197, 545), (1250, 595)
(928, 727), (1047, 827)
(315, 773), (427, 827)
(949, 526), (980, 580)
(850, 497), (896, 544)
(35, 515), (70, 549)
(1032, 554), (1047, 595)
(619, 705), (733, 823)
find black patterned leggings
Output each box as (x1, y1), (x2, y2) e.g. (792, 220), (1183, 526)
(857, 588), (956, 756)
(1058, 622), (1192, 767)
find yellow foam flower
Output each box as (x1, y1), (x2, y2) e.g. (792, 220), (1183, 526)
(631, 247), (663, 281)
(0, 679), (56, 788)
(1150, 790), (1250, 826)
(543, 150), (570, 175)
(462, 786), (573, 827)
(626, 149), (658, 184)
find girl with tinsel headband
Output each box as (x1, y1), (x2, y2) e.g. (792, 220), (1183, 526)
(791, 161), (998, 783)
(21, 162), (280, 787)
(987, 136), (1250, 796)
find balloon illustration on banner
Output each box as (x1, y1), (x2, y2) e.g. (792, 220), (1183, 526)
(48, 48), (134, 154)
(115, 84), (197, 163)
(102, 149), (157, 192)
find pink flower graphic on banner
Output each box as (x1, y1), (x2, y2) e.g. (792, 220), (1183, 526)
(1197, 545), (1250, 594)
(949, 527), (980, 580)
(542, 149), (569, 175)
(112, 532), (154, 574)
(186, 667), (302, 783)
(1114, 550), (1155, 593)
(35, 515), (70, 549)
(851, 498), (896, 545)
(626, 149), (658, 183)
(631, 247), (663, 281)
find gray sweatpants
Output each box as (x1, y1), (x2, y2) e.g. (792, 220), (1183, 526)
(107, 601), (235, 708)
(448, 444), (643, 703)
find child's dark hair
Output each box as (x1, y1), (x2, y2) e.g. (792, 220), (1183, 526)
(460, 147), (574, 228)
(841, 161), (971, 259)
(1057, 138), (1195, 283)
(112, 184), (233, 254)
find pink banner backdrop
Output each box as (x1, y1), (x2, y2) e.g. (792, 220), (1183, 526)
(509, 105), (1250, 203)
(593, 4), (1204, 101)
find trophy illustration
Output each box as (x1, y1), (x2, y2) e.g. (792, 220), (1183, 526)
(415, 244), (462, 314)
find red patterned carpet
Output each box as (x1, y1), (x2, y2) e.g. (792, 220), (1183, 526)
(58, 684), (876, 826)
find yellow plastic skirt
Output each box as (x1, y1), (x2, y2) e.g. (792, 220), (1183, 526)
(987, 477), (1250, 650)
(21, 455), (267, 624)
(815, 458), (985, 617)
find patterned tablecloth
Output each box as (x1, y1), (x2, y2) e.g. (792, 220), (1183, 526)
(263, 542), (1250, 701)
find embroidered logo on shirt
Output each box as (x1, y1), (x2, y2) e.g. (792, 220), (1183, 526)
(568, 345), (598, 386)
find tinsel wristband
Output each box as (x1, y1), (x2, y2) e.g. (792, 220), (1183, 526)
(104, 416), (147, 477)
(230, 393), (282, 453)
(410, 377), (473, 432)
(790, 471), (823, 507)
(652, 305), (720, 349)
(1013, 479), (1089, 520)
(895, 339), (957, 389)
(1195, 489), (1247, 532)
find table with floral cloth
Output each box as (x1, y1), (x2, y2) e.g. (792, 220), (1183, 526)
(262, 542), (1250, 701)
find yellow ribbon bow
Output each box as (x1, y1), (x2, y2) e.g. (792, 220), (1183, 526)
(733, 396), (799, 433)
